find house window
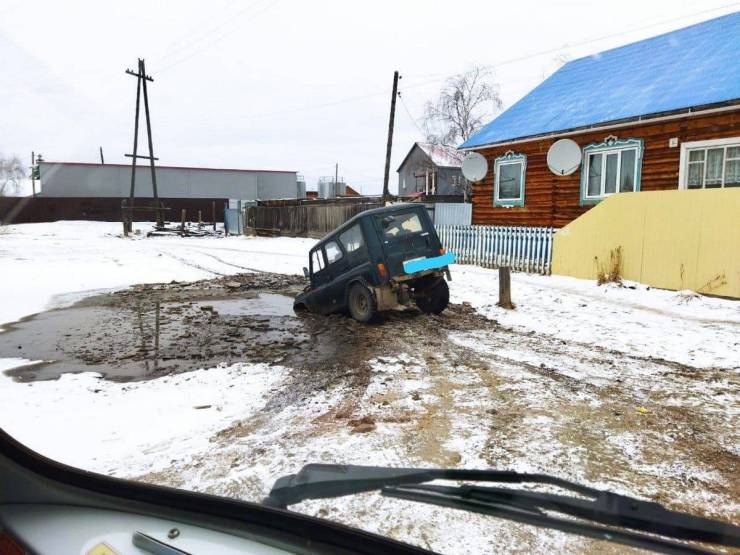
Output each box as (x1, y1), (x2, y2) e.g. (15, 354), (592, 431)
(682, 139), (740, 189)
(580, 137), (643, 205)
(493, 151), (526, 207)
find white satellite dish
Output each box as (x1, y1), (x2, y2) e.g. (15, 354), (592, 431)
(547, 139), (582, 176)
(461, 152), (488, 182)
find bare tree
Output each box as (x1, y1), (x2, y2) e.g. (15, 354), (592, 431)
(0, 154), (26, 197)
(423, 66), (503, 147)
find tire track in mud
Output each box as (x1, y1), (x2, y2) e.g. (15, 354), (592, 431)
(444, 323), (740, 519)
(174, 248), (269, 274)
(158, 250), (227, 276)
(15, 269), (733, 529)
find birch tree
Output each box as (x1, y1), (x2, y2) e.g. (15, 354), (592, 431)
(0, 154), (26, 196)
(423, 66), (503, 146)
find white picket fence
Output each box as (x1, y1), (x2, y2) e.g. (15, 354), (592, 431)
(436, 225), (556, 275)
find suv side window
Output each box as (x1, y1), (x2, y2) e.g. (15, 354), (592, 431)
(339, 224), (365, 254)
(310, 249), (325, 274)
(324, 240), (343, 265)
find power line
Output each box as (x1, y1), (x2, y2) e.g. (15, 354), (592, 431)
(154, 0), (280, 75)
(398, 91), (426, 137)
(153, 0), (245, 64)
(411, 1), (740, 81)
(224, 2), (740, 124)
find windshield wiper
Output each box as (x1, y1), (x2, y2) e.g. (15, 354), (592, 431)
(262, 464), (740, 555)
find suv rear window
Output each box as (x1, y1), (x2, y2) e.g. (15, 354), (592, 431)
(378, 212), (423, 239)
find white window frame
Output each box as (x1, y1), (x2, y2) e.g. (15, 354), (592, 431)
(493, 151), (526, 207)
(678, 137), (740, 189)
(580, 139), (642, 206)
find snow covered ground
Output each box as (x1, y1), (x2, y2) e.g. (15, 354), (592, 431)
(0, 221), (738, 554)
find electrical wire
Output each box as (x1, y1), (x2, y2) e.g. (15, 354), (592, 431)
(216, 1), (740, 124)
(413, 0), (740, 80)
(154, 0), (280, 75)
(397, 90), (426, 137)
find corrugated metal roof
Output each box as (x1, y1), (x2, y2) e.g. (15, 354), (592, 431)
(460, 12), (740, 149)
(40, 161), (296, 174)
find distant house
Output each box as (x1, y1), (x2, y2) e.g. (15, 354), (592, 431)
(397, 142), (466, 198)
(459, 13), (740, 228)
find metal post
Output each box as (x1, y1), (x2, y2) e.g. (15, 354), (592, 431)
(99, 146), (105, 164)
(382, 70), (399, 205)
(212, 201), (216, 231)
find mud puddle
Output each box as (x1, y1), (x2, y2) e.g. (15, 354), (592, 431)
(0, 273), (316, 382)
(0, 271), (493, 393)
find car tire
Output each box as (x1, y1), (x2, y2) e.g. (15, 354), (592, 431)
(417, 279), (449, 315)
(348, 283), (376, 323)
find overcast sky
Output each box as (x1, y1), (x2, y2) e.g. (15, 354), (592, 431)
(1, 0), (738, 194)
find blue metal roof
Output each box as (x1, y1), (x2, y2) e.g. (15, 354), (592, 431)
(460, 12), (740, 149)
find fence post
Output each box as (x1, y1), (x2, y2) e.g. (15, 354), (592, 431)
(498, 266), (514, 309)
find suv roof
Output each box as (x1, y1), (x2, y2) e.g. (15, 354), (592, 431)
(314, 203), (421, 247)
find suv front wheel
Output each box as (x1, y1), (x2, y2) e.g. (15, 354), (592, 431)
(348, 283), (377, 323)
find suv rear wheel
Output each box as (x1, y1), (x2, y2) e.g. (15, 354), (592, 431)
(416, 279), (449, 315)
(348, 283), (376, 323)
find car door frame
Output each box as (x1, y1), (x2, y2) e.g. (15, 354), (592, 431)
(308, 244), (333, 313)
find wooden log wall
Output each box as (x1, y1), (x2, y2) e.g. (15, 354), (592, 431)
(472, 110), (740, 228)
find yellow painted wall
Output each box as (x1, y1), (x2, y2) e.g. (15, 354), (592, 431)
(552, 189), (740, 298)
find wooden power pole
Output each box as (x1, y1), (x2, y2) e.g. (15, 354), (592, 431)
(31, 151), (36, 197)
(382, 70), (399, 204)
(124, 58), (164, 233)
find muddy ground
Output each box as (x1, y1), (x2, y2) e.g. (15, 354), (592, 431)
(1, 272), (738, 552)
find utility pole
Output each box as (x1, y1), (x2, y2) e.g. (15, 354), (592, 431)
(124, 58), (164, 233)
(31, 151), (36, 197)
(382, 70), (399, 205)
(99, 146), (105, 164)
(335, 163), (339, 194)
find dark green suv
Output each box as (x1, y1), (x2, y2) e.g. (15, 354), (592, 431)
(294, 204), (455, 322)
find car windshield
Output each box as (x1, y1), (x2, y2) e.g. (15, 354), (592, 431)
(1, 2), (738, 554)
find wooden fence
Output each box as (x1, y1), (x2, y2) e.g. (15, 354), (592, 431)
(436, 225), (556, 274)
(246, 202), (382, 238)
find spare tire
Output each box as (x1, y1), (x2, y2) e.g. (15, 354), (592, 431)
(416, 279), (449, 315)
